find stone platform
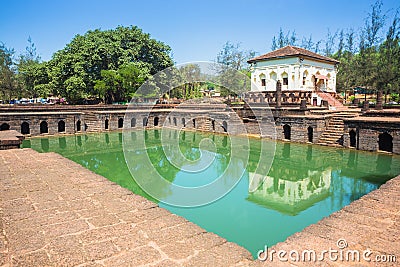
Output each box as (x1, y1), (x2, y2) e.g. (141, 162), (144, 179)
(0, 149), (252, 266)
(1, 149), (399, 266)
(0, 131), (24, 150)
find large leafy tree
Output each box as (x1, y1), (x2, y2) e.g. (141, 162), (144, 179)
(48, 26), (173, 103)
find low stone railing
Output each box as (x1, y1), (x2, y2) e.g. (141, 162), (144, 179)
(244, 90), (312, 105)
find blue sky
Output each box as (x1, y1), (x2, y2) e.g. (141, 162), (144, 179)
(1, 0), (399, 64)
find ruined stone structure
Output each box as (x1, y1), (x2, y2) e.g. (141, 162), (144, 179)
(0, 111), (83, 136)
(1, 104), (399, 154)
(343, 111), (400, 154)
(0, 104), (242, 136)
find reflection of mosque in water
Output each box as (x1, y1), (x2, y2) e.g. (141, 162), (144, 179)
(246, 141), (400, 215)
(248, 169), (331, 215)
(247, 143), (333, 215)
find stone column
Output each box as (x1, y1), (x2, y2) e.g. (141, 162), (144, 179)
(276, 80), (282, 108)
(376, 89), (383, 110)
(362, 101), (370, 112)
(300, 99), (307, 111)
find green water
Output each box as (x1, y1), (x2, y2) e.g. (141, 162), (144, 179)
(22, 129), (400, 258)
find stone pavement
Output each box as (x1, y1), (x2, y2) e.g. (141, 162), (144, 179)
(255, 176), (400, 267)
(0, 149), (253, 266)
(1, 148), (400, 266)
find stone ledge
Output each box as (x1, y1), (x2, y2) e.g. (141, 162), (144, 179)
(0, 130), (24, 150)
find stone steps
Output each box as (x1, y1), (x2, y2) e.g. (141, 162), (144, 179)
(317, 112), (360, 146)
(84, 112), (102, 132)
(322, 131), (343, 136)
(324, 127), (343, 131)
(317, 117), (345, 145)
(198, 119), (212, 132)
(316, 91), (345, 109)
(327, 123), (344, 127)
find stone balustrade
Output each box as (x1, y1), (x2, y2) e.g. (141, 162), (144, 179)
(244, 90), (312, 105)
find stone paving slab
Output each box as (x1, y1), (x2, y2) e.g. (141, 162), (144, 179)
(0, 149), (252, 266)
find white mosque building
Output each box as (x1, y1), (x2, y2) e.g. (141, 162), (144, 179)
(247, 46), (340, 106)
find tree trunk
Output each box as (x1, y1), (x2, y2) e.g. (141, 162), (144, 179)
(364, 86), (367, 103)
(384, 89), (389, 103)
(376, 89), (383, 110)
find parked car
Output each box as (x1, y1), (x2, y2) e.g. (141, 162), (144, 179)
(19, 98), (29, 104)
(9, 99), (20, 104)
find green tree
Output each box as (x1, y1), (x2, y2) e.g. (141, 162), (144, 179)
(17, 37), (50, 98)
(323, 29), (337, 56)
(94, 62), (151, 103)
(94, 69), (121, 103)
(119, 62), (151, 99)
(178, 64), (202, 99)
(358, 0), (386, 104)
(333, 28), (359, 95)
(376, 11), (400, 102)
(65, 76), (87, 102)
(301, 35), (314, 51)
(217, 41), (255, 71)
(272, 28), (297, 50)
(157, 66), (184, 99)
(0, 43), (20, 101)
(47, 26), (173, 103)
(216, 42), (254, 97)
(336, 29), (345, 58)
